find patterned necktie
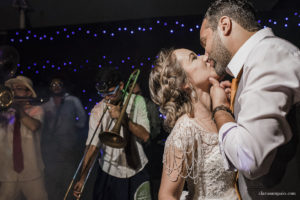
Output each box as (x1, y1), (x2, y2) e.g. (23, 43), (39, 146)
(13, 115), (24, 173)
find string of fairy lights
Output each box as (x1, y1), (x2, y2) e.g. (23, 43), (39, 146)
(5, 12), (300, 116)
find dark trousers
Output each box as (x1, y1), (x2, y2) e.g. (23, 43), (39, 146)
(93, 166), (151, 200)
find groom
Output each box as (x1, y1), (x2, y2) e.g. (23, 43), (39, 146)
(200, 0), (300, 199)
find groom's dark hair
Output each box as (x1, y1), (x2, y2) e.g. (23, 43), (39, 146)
(204, 0), (261, 32)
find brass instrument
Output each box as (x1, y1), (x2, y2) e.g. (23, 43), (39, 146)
(63, 69), (140, 200)
(0, 85), (14, 111)
(99, 69), (140, 148)
(0, 87), (48, 111)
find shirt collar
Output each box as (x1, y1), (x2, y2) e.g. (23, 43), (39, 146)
(226, 28), (275, 78)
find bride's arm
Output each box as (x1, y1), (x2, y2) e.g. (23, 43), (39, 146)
(158, 159), (185, 200)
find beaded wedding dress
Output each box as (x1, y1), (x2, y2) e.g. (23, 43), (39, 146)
(163, 115), (238, 200)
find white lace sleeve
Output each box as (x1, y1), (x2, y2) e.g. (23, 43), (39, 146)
(163, 116), (203, 183)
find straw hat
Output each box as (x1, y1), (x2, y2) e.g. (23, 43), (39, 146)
(5, 75), (37, 97)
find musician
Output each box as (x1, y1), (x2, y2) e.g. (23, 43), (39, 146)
(73, 68), (151, 200)
(0, 76), (48, 200)
(42, 78), (86, 200)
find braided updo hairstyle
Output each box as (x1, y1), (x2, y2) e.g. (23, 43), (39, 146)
(149, 48), (195, 132)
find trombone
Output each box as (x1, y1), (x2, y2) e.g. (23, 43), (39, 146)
(63, 69), (140, 200)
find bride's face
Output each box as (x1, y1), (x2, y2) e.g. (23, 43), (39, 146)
(173, 48), (218, 90)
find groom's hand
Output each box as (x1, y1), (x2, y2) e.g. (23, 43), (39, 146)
(209, 77), (230, 109)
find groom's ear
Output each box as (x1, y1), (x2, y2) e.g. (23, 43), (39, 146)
(218, 16), (232, 36)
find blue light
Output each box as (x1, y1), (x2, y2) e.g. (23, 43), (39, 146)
(181, 24), (184, 27)
(170, 29), (174, 34)
(39, 37), (43, 40)
(76, 117), (79, 120)
(69, 61), (72, 65)
(130, 30), (134, 34)
(285, 24), (288, 27)
(285, 17), (288, 21)
(35, 70), (39, 74)
(189, 28), (193, 32)
(175, 21), (179, 24)
(103, 56), (106, 59)
(94, 33), (98, 37)
(98, 65), (102, 68)
(258, 20), (261, 23)
(42, 66), (46, 69)
(78, 27), (82, 31)
(127, 57), (130, 60)
(66, 35), (70, 38)
(274, 21), (277, 25)
(17, 64), (20, 67)
(157, 20), (160, 24)
(82, 89), (86, 93)
(89, 98), (92, 102)
(121, 60), (125, 63)
(84, 106), (87, 110)
(124, 27), (127, 31)
(43, 35), (47, 38)
(111, 33), (115, 36)
(74, 69), (77, 72)
(71, 31), (75, 35)
(109, 61), (112, 64)
(138, 27), (141, 30)
(86, 30), (90, 34)
(63, 28), (67, 31)
(51, 65), (55, 68)
(26, 36), (29, 40)
(295, 12), (298, 16)
(57, 67), (61, 70)
(19, 39), (23, 42)
(16, 32), (19, 35)
(151, 65), (154, 68)
(196, 25), (199, 29)
(88, 112), (91, 116)
(27, 30), (31, 34)
(33, 63), (37, 66)
(27, 66), (31, 69)
(298, 23), (300, 27)
(103, 30), (106, 34)
(142, 28), (146, 31)
(63, 62), (67, 66)
(46, 60), (50, 64)
(149, 27), (152, 30)
(86, 60), (89, 63)
(268, 19), (272, 22)
(50, 37), (53, 40)
(56, 31), (60, 35)
(33, 34), (37, 38)
(140, 62), (143, 66)
(10, 39), (14, 42)
(164, 22), (167, 26)
(118, 27), (122, 31)
(131, 65), (135, 69)
(147, 57), (151, 61)
(20, 71), (23, 74)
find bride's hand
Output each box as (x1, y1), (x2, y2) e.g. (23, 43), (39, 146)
(220, 80), (231, 101)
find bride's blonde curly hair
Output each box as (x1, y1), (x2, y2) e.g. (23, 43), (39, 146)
(149, 48), (195, 132)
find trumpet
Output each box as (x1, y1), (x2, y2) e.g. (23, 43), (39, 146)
(0, 85), (48, 111)
(63, 69), (140, 200)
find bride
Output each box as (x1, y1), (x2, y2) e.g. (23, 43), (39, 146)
(149, 48), (238, 200)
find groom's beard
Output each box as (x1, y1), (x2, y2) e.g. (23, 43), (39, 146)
(209, 33), (232, 77)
